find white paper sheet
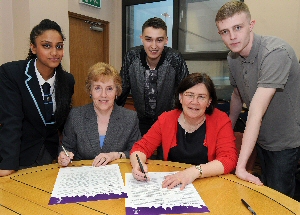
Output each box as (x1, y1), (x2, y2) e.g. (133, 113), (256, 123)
(49, 164), (127, 204)
(125, 172), (209, 214)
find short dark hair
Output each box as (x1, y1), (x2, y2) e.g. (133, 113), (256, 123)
(175, 73), (217, 115)
(215, 1), (251, 22)
(142, 17), (167, 35)
(26, 19), (65, 60)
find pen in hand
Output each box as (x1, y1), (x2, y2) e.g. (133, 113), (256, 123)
(61, 145), (72, 163)
(136, 154), (148, 181)
(241, 199), (256, 215)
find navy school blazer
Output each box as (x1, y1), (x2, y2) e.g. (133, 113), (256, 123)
(0, 59), (75, 170)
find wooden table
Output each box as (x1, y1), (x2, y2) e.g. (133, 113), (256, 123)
(0, 159), (299, 215)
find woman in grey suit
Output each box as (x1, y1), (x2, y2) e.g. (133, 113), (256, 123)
(58, 62), (141, 166)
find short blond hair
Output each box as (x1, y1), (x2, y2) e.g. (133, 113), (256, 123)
(85, 62), (122, 96)
(215, 1), (251, 22)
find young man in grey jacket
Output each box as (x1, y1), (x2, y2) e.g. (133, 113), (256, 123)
(117, 17), (189, 137)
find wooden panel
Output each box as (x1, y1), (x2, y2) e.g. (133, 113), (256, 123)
(0, 160), (299, 215)
(124, 96), (135, 111)
(69, 12), (109, 107)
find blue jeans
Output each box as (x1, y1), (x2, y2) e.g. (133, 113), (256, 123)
(256, 144), (300, 198)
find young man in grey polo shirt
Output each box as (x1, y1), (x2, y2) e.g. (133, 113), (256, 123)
(215, 1), (300, 198)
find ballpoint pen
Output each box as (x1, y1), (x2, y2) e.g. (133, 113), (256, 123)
(61, 145), (72, 163)
(136, 154), (148, 181)
(241, 199), (256, 215)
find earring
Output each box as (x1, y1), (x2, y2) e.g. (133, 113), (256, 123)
(115, 95), (117, 100)
(89, 94), (92, 98)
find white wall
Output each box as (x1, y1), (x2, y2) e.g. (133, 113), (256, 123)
(187, 0), (300, 75)
(246, 0), (300, 58)
(1, 0), (299, 73)
(0, 1), (14, 64)
(0, 0), (122, 72)
(12, 0), (30, 61)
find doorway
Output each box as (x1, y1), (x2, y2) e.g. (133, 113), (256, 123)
(68, 12), (109, 107)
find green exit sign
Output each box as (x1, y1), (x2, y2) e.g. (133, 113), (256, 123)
(79, 0), (101, 8)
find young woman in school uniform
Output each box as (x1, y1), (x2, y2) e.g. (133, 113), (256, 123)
(0, 19), (75, 176)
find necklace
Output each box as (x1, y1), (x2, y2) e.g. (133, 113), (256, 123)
(183, 113), (206, 135)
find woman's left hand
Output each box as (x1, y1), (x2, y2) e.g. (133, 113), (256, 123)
(162, 166), (199, 190)
(92, 152), (117, 167)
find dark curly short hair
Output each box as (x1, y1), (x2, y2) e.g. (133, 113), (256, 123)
(142, 17), (167, 35)
(175, 73), (217, 115)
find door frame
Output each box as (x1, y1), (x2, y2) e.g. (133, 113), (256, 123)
(68, 11), (110, 63)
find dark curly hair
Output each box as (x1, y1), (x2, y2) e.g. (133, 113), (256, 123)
(142, 17), (167, 35)
(174, 73), (217, 115)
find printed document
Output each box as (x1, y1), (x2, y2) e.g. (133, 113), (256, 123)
(125, 172), (209, 215)
(49, 164), (127, 205)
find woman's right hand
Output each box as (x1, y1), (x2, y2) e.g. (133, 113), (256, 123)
(132, 161), (149, 181)
(58, 151), (74, 166)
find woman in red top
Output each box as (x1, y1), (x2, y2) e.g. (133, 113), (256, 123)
(130, 73), (238, 190)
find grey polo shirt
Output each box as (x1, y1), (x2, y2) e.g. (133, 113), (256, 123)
(228, 34), (300, 151)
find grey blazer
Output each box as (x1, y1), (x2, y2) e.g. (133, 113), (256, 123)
(61, 103), (141, 160)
